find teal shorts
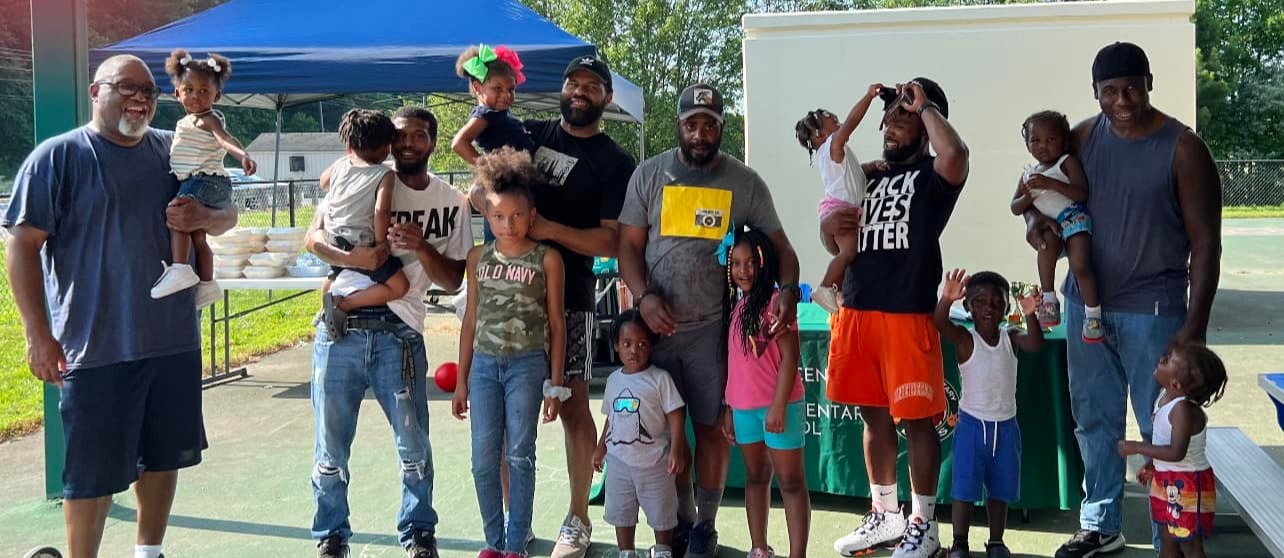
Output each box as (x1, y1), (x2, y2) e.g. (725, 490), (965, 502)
(732, 401), (806, 450)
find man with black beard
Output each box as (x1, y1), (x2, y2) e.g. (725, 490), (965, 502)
(618, 83), (801, 558)
(520, 55), (637, 558)
(821, 79), (969, 558)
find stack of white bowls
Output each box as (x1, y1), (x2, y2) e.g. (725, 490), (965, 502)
(242, 227), (308, 279)
(210, 227), (269, 278)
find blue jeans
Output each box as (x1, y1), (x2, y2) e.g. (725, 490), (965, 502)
(310, 321), (437, 547)
(469, 349), (548, 554)
(1065, 302), (1184, 538)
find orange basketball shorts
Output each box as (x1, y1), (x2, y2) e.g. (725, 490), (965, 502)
(825, 308), (946, 420)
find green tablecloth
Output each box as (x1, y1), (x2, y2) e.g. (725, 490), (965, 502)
(722, 304), (1084, 510)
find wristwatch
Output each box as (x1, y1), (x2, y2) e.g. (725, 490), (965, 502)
(635, 290), (657, 305)
(780, 283), (802, 300)
(918, 101), (941, 116)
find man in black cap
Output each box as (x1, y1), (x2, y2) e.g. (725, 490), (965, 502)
(618, 83), (802, 558)
(518, 54), (637, 558)
(821, 79), (969, 558)
(1021, 42), (1221, 558)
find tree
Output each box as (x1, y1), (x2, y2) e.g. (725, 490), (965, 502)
(1194, 0), (1284, 158)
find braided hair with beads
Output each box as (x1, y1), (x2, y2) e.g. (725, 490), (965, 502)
(724, 228), (780, 356)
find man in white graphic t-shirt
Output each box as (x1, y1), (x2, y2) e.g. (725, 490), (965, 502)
(304, 106), (472, 558)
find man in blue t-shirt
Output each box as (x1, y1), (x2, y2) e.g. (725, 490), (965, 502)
(4, 55), (236, 558)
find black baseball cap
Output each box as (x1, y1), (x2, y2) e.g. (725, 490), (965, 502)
(563, 55), (613, 92)
(678, 83), (725, 124)
(880, 77), (949, 119)
(1092, 41), (1151, 83)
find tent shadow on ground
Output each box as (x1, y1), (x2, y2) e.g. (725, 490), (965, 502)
(104, 504), (482, 550)
(1207, 288), (1284, 345)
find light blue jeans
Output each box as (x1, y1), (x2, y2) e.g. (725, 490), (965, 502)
(469, 349), (548, 555)
(310, 320), (437, 547)
(1066, 302), (1184, 540)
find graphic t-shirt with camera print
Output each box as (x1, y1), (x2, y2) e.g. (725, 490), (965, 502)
(601, 365), (685, 468)
(618, 148), (783, 331)
(841, 156), (962, 313)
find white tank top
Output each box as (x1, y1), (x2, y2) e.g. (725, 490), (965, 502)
(1023, 153), (1075, 218)
(323, 156), (391, 247)
(1152, 395), (1210, 472)
(170, 111), (228, 180)
(817, 136), (866, 206)
(958, 327), (1019, 422)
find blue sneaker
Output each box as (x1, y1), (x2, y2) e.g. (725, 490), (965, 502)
(685, 521), (719, 558)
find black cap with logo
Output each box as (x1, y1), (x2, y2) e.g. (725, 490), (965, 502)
(563, 55), (613, 92)
(677, 83), (724, 124)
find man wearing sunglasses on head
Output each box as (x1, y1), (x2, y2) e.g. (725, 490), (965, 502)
(5, 55), (236, 558)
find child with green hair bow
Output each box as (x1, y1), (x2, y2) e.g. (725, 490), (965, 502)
(452, 44), (536, 164)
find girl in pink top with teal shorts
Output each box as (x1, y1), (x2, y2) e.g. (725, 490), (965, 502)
(720, 228), (811, 558)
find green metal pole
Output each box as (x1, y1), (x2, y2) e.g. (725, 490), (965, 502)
(30, 0), (89, 500)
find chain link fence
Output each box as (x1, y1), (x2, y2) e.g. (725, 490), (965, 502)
(1217, 160), (1284, 207)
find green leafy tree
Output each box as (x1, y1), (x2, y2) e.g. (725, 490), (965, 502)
(1194, 0), (1284, 158)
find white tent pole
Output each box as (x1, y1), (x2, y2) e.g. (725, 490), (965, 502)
(271, 97), (284, 227)
(638, 120), (645, 160)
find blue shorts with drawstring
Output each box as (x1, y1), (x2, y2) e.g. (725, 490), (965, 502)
(951, 411), (1021, 503)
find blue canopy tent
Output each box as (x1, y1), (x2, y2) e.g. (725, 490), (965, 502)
(89, 0), (647, 194)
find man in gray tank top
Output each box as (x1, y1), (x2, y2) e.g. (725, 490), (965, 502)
(1024, 42), (1222, 558)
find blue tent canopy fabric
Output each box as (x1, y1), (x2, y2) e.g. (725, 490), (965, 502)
(89, 0), (644, 122)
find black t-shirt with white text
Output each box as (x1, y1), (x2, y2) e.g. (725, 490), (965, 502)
(841, 156), (961, 314)
(525, 118), (636, 312)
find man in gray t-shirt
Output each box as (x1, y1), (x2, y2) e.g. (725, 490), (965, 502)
(618, 83), (801, 558)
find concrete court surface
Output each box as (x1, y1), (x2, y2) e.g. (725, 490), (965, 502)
(0, 220), (1281, 557)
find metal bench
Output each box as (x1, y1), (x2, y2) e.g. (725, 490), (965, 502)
(1205, 427), (1284, 557)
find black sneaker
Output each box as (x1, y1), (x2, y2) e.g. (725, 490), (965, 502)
(946, 542), (971, 558)
(672, 520), (693, 558)
(1054, 530), (1124, 558)
(406, 529), (439, 558)
(318, 535), (350, 558)
(984, 541), (1011, 558)
(685, 520), (719, 558)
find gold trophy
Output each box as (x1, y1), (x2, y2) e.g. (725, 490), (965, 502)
(1008, 281), (1027, 325)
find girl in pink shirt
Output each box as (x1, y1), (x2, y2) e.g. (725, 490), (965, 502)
(720, 228), (810, 558)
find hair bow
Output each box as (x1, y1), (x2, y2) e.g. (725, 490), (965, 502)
(493, 45), (526, 85)
(715, 226), (736, 267)
(205, 56), (221, 73)
(179, 54), (193, 66)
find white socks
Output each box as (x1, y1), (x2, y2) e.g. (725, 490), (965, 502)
(1043, 291), (1057, 303)
(871, 483), (898, 512)
(1086, 305), (1102, 318)
(911, 492), (936, 520)
(135, 545), (163, 558)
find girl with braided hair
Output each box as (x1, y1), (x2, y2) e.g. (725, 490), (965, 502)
(793, 83), (893, 314)
(720, 227), (810, 558)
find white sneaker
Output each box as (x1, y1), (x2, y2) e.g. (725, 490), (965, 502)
(811, 285), (841, 315)
(195, 281), (222, 309)
(891, 516), (942, 558)
(833, 508), (907, 556)
(620, 551), (640, 558)
(648, 546), (673, 558)
(150, 262), (200, 299)
(550, 513), (591, 558)
(747, 547), (774, 558)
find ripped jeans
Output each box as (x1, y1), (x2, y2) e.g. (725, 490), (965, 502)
(311, 316), (436, 547)
(469, 349), (547, 554)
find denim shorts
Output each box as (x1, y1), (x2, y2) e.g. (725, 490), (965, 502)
(951, 411), (1021, 503)
(177, 173), (233, 209)
(731, 401), (806, 450)
(60, 350), (207, 499)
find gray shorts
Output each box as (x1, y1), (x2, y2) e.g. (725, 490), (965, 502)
(603, 456), (678, 530)
(651, 321), (727, 426)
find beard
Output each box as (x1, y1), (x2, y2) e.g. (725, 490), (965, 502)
(882, 136), (924, 163)
(560, 95), (606, 127)
(117, 115), (149, 139)
(678, 133), (722, 167)
(394, 156), (429, 175)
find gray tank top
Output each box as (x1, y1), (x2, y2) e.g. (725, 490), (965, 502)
(1063, 114), (1189, 315)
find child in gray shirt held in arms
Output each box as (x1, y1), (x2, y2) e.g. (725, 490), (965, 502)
(594, 310), (688, 558)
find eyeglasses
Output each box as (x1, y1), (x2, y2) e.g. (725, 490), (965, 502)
(94, 81), (161, 100)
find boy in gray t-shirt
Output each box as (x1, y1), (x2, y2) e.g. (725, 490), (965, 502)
(594, 311), (687, 558)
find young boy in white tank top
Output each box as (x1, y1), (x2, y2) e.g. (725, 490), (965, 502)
(933, 269), (1046, 558)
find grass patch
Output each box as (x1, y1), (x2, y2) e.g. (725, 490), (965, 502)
(0, 225), (322, 440)
(1224, 205), (1284, 219)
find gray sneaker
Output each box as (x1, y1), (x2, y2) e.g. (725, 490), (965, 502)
(651, 545), (675, 558)
(550, 513), (592, 558)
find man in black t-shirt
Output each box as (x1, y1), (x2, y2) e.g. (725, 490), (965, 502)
(820, 79), (969, 558)
(525, 55), (637, 558)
